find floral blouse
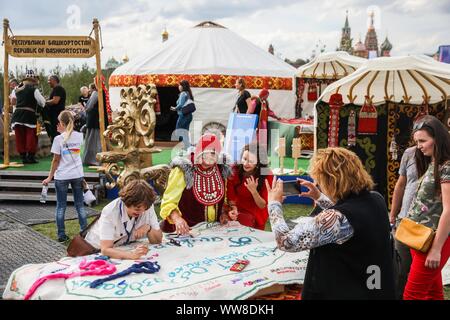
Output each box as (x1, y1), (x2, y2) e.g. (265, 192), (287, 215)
(268, 194), (354, 252)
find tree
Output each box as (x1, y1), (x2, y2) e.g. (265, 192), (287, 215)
(3, 62), (117, 107)
(285, 58), (309, 68)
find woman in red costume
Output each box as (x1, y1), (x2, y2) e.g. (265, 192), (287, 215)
(225, 143), (274, 230)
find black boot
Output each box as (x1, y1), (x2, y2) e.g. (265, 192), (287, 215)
(27, 153), (39, 164)
(20, 153), (30, 164)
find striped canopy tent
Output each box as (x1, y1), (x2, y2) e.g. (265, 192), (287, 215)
(313, 55), (450, 207)
(297, 51), (367, 80)
(317, 55), (450, 106)
(295, 52), (366, 117)
(109, 21), (297, 138)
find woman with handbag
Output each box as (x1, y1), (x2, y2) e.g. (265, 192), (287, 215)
(171, 80), (194, 149)
(42, 110), (87, 242)
(402, 115), (450, 300)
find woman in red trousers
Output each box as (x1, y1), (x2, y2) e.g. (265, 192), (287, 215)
(403, 115), (450, 300)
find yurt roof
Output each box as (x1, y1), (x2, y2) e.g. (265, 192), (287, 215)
(112, 21), (297, 78)
(297, 51), (367, 80)
(317, 55), (450, 105)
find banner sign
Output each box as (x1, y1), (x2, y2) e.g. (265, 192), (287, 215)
(6, 36), (96, 58)
(225, 113), (259, 163)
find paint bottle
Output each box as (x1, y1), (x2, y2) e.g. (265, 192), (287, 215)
(40, 185), (48, 203)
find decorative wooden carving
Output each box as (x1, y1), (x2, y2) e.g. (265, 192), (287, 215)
(96, 84), (170, 190)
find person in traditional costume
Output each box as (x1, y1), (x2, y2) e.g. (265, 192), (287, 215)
(247, 88), (279, 145)
(11, 70), (46, 164)
(226, 143), (274, 230)
(160, 134), (232, 234)
(248, 88), (279, 129)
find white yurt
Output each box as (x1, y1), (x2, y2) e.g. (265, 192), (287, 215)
(109, 21), (297, 141)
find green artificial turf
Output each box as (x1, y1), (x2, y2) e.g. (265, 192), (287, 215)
(4, 147), (310, 173)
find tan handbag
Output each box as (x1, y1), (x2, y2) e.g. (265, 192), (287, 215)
(395, 217), (436, 253)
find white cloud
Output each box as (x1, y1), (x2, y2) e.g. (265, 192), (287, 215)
(0, 0), (449, 73)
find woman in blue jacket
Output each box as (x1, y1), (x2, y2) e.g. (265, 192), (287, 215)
(171, 80), (194, 149)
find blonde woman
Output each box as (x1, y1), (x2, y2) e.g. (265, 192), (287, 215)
(43, 110), (87, 242)
(266, 147), (395, 300)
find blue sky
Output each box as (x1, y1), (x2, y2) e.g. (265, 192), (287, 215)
(1, 0), (449, 71)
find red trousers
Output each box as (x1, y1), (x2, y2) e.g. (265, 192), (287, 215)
(14, 125), (37, 154)
(403, 236), (450, 300)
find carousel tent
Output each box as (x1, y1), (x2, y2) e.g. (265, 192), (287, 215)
(296, 51), (366, 116)
(109, 21), (297, 139)
(313, 55), (450, 207)
(317, 55), (450, 106)
(297, 51), (366, 80)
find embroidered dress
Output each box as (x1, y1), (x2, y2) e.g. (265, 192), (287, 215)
(357, 102), (378, 135)
(348, 110), (356, 147)
(160, 157), (231, 233)
(193, 165), (225, 206)
(327, 93), (343, 147)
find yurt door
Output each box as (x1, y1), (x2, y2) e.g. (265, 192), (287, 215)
(155, 87), (180, 141)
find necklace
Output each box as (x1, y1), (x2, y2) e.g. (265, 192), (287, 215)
(193, 165), (225, 206)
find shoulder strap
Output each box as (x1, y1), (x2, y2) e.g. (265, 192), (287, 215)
(80, 214), (101, 237)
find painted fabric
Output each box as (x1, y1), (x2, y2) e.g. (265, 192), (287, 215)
(3, 223), (311, 300)
(24, 260), (116, 300)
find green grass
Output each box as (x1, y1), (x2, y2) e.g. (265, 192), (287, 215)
(5, 148), (176, 172)
(5, 147), (310, 173)
(264, 204), (312, 231)
(31, 198), (112, 244)
(32, 216), (98, 244)
(32, 200), (312, 244)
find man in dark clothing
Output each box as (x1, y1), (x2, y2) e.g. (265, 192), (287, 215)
(44, 75), (66, 142)
(11, 70), (46, 164)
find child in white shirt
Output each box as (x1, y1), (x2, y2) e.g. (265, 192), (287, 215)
(85, 180), (163, 260)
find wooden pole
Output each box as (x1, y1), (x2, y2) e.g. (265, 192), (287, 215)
(93, 18), (107, 153)
(278, 137), (286, 175)
(1, 19), (10, 169)
(292, 138), (301, 175)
